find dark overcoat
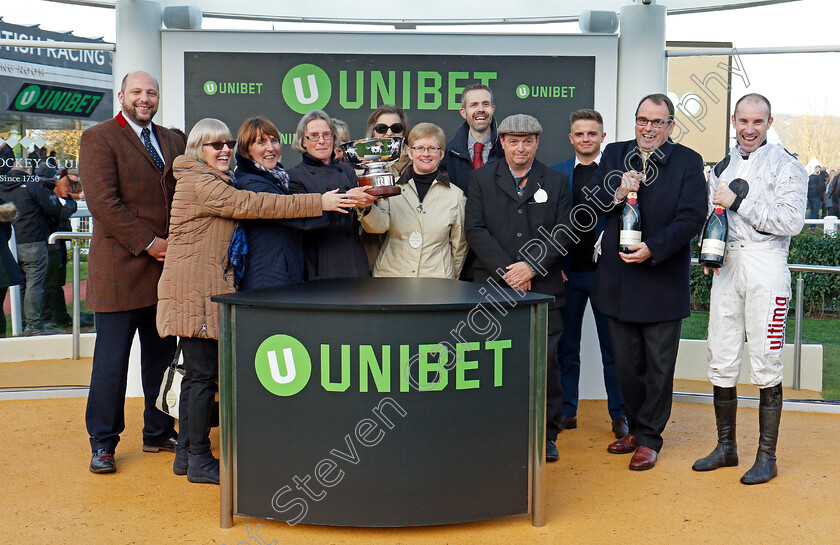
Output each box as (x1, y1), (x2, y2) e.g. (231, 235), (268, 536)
(589, 139), (707, 323)
(465, 159), (572, 301)
(288, 154), (370, 280)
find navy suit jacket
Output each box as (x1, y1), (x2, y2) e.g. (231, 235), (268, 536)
(588, 139), (707, 323)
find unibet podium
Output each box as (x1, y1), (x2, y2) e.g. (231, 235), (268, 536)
(212, 277), (552, 528)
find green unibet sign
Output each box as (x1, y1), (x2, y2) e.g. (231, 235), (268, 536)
(10, 83), (104, 118)
(280, 63), (498, 114)
(254, 334), (511, 396)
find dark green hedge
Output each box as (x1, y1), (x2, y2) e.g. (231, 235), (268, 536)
(690, 230), (840, 318)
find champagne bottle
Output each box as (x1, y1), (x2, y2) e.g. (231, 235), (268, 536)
(619, 191), (641, 253)
(699, 202), (728, 268)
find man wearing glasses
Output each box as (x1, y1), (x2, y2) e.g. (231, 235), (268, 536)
(465, 114), (572, 463)
(79, 71), (186, 474)
(587, 94), (707, 471)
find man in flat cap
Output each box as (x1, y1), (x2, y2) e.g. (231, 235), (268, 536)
(465, 113), (573, 463)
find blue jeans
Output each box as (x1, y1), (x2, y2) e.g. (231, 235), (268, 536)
(558, 270), (625, 420)
(16, 241), (48, 329)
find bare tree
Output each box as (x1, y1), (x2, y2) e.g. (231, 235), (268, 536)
(774, 107), (840, 170)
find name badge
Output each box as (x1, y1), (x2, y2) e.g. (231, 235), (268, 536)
(409, 231), (423, 248)
(533, 188), (548, 203)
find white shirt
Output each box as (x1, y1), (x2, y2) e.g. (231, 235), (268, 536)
(574, 151), (603, 168)
(122, 113), (164, 164)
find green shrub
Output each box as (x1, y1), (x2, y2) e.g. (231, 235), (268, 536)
(689, 238), (713, 311)
(690, 230), (840, 318)
(788, 230), (840, 318)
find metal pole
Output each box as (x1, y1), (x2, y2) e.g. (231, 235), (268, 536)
(49, 231), (91, 357)
(72, 241), (81, 360)
(667, 45), (840, 57)
(529, 303), (548, 527)
(616, 1), (666, 142)
(0, 39), (115, 51)
(219, 303), (234, 529)
(793, 273), (804, 391)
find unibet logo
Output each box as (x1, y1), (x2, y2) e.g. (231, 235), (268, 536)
(204, 81), (218, 95)
(14, 85), (41, 110)
(515, 84), (530, 99)
(255, 334), (312, 396)
(282, 64), (332, 114)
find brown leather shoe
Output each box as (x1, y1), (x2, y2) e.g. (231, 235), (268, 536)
(629, 446), (658, 470)
(558, 414), (577, 431)
(607, 433), (635, 454)
(143, 437), (177, 453)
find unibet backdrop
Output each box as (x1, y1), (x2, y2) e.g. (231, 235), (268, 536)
(184, 52), (595, 166)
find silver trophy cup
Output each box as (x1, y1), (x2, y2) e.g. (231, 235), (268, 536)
(340, 136), (404, 197)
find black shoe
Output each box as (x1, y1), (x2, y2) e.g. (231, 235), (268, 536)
(546, 439), (559, 462)
(143, 436), (177, 453)
(39, 324), (67, 335)
(173, 447), (188, 476)
(43, 320), (71, 330)
(611, 416), (630, 439)
(90, 448), (116, 474)
(46, 316), (72, 328)
(188, 451), (220, 484)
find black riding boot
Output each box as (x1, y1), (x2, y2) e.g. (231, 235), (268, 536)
(692, 386), (739, 471)
(741, 383), (782, 485)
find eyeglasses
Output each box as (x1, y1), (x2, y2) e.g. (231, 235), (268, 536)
(635, 117), (672, 129)
(373, 123), (405, 135)
(410, 146), (441, 154)
(203, 140), (236, 150)
(304, 133), (334, 142)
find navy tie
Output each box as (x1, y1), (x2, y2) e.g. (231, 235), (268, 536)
(141, 127), (164, 172)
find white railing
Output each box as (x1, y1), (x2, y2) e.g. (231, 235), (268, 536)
(5, 202), (91, 338)
(804, 215), (838, 236)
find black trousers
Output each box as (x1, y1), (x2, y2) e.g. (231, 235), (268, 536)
(179, 337), (219, 456)
(545, 304), (564, 442)
(0, 287), (7, 337)
(41, 243), (70, 325)
(85, 306), (176, 451)
(607, 317), (681, 453)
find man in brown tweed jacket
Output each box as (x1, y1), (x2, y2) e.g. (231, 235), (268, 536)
(80, 71), (186, 474)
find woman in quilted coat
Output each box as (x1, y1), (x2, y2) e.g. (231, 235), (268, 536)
(156, 118), (353, 485)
